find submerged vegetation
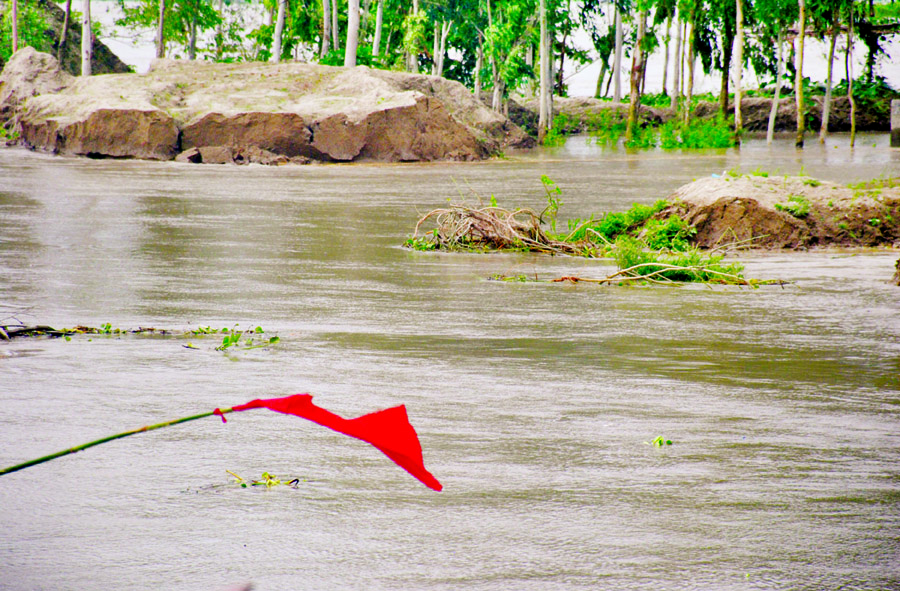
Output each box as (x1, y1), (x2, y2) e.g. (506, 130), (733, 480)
(406, 178), (768, 286)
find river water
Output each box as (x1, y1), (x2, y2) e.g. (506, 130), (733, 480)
(1, 136), (899, 591)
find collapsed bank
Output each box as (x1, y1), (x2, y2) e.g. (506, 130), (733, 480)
(0, 48), (533, 164)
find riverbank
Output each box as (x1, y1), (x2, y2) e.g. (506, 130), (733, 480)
(0, 48), (533, 164)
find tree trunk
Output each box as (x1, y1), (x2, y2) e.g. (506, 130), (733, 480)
(81, 0), (92, 75)
(215, 0), (224, 60)
(155, 0), (165, 59)
(819, 12), (838, 143)
(538, 0), (550, 142)
(671, 10), (681, 109)
(625, 10), (646, 144)
(475, 36), (483, 100)
(613, 5), (623, 102)
(57, 0), (73, 62)
(595, 59), (609, 98)
(188, 3), (198, 60)
(718, 23), (733, 116)
(766, 28), (784, 144)
(372, 0), (383, 56)
(332, 0), (340, 50)
(734, 0), (743, 138)
(661, 16), (671, 96)
(344, 0), (359, 66)
(437, 21), (451, 76)
(795, 0), (806, 147)
(272, 0), (286, 61)
(11, 0), (18, 53)
(684, 20), (695, 124)
(321, 0), (332, 57)
(847, 8), (856, 146)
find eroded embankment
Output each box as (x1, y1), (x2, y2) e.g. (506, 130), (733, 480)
(0, 48), (533, 164)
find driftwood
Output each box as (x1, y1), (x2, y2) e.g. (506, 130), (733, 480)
(410, 204), (586, 255)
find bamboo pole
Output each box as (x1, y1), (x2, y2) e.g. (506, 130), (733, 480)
(0, 408), (235, 476)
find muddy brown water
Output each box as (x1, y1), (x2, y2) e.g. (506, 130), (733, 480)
(1, 135), (899, 591)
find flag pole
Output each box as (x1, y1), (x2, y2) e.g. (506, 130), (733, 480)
(0, 407), (235, 476)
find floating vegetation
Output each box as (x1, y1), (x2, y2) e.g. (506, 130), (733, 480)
(0, 322), (280, 351)
(646, 436), (673, 447)
(227, 470), (303, 489)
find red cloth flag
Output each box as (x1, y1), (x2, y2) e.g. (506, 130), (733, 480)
(223, 394), (442, 491)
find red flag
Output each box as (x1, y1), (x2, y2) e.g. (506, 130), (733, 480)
(226, 394), (442, 491)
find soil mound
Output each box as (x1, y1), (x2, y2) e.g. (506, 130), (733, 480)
(1, 50), (531, 163)
(664, 175), (900, 249)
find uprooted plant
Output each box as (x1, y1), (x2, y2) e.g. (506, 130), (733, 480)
(406, 178), (776, 286)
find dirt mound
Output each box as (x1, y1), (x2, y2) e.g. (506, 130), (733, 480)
(0, 47), (73, 123)
(664, 175), (900, 249)
(2, 51), (530, 163)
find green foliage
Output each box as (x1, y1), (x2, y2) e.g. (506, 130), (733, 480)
(540, 175), (562, 233)
(1, 2), (53, 64)
(613, 235), (745, 283)
(641, 215), (697, 251)
(228, 470), (302, 488)
(774, 195), (811, 218)
(659, 115), (735, 149)
(115, 0), (222, 59)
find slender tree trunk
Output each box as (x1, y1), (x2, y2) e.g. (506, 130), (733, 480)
(595, 59), (609, 98)
(718, 24), (733, 116)
(344, 0), (359, 66)
(661, 16), (671, 96)
(819, 12), (838, 142)
(847, 9), (856, 146)
(321, 0), (332, 56)
(475, 35), (483, 100)
(81, 0), (92, 75)
(625, 10), (646, 143)
(766, 28), (785, 144)
(795, 0), (806, 147)
(538, 0), (550, 142)
(11, 0), (18, 53)
(188, 12), (198, 59)
(671, 10), (681, 109)
(58, 0), (73, 62)
(155, 0), (165, 58)
(432, 23), (440, 74)
(613, 5), (623, 102)
(272, 0), (286, 61)
(332, 0), (340, 50)
(216, 0), (224, 60)
(684, 20), (695, 124)
(372, 0), (383, 56)
(437, 21), (451, 76)
(734, 0), (743, 138)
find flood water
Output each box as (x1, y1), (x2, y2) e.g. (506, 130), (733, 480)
(1, 136), (899, 591)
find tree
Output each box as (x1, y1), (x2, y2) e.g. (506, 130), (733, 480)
(11, 0), (18, 53)
(733, 0), (743, 138)
(344, 0), (359, 65)
(156, 0), (166, 57)
(371, 0), (383, 55)
(612, 1), (623, 101)
(538, 0), (550, 141)
(58, 0), (73, 62)
(272, 0), (287, 61)
(751, 0), (796, 143)
(625, 6), (647, 143)
(82, 0), (91, 75)
(795, 0), (806, 147)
